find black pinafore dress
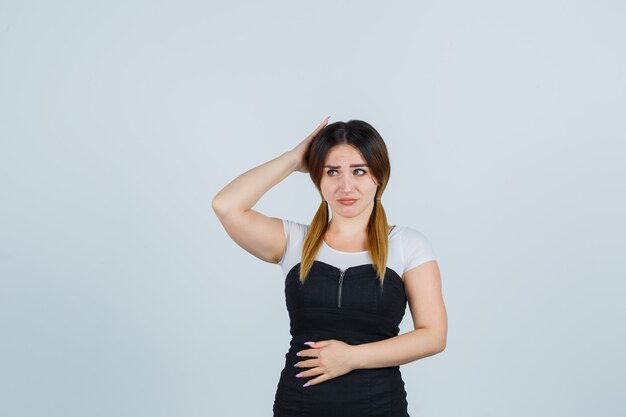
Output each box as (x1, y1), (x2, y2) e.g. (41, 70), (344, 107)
(272, 259), (410, 417)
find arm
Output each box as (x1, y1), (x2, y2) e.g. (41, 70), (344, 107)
(212, 117), (329, 263)
(351, 328), (444, 369)
(352, 260), (447, 369)
(296, 260), (448, 387)
(212, 151), (299, 215)
(294, 260), (447, 387)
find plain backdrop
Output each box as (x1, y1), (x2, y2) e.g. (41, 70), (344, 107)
(1, 1), (625, 416)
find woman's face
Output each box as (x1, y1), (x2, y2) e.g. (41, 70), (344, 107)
(319, 144), (379, 220)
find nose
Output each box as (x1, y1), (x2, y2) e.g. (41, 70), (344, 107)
(341, 175), (353, 192)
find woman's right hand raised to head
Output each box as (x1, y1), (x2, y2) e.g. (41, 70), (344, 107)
(290, 116), (330, 173)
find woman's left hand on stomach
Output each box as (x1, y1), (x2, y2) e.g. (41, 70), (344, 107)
(294, 340), (357, 387)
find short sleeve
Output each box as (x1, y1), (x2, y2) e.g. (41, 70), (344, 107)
(277, 219), (291, 266)
(277, 219), (308, 273)
(402, 227), (437, 274)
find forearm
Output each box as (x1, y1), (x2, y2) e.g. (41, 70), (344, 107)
(352, 328), (446, 369)
(212, 151), (298, 215)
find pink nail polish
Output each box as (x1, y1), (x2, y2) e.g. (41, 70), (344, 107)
(303, 382), (310, 387)
(304, 342), (315, 346)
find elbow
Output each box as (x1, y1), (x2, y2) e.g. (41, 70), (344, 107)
(425, 329), (446, 354)
(436, 335), (447, 353)
(211, 194), (221, 213)
(211, 193), (228, 217)
(438, 339), (447, 353)
(212, 193), (246, 220)
(417, 326), (447, 354)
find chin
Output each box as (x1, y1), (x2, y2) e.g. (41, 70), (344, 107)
(335, 206), (361, 216)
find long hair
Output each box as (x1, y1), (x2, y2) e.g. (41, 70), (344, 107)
(299, 120), (391, 286)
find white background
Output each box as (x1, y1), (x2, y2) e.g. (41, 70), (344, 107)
(1, 1), (624, 416)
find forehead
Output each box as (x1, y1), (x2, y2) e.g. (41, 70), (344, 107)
(324, 144), (365, 164)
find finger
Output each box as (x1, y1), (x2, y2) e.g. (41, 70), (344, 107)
(297, 349), (319, 358)
(302, 373), (330, 387)
(296, 367), (324, 379)
(309, 117), (330, 137)
(304, 340), (329, 348)
(295, 358), (319, 368)
(317, 115), (330, 129)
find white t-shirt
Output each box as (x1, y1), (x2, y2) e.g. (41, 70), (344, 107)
(277, 219), (436, 279)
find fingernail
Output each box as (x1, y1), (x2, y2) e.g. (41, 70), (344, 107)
(295, 373), (302, 378)
(304, 341), (315, 346)
(303, 382), (310, 387)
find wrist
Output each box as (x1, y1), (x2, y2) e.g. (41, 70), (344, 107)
(350, 344), (366, 370)
(282, 150), (301, 172)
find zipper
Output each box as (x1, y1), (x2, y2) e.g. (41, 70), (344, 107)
(337, 269), (346, 308)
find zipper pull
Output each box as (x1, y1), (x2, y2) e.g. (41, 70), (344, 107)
(338, 269), (345, 308)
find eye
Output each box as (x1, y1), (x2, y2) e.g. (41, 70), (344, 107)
(326, 168), (367, 176)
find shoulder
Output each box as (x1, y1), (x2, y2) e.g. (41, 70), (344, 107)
(393, 225), (437, 274)
(395, 225), (432, 244)
(277, 219), (309, 268)
(277, 219), (309, 265)
(282, 219), (309, 241)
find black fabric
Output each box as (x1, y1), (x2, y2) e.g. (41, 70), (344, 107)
(273, 260), (411, 417)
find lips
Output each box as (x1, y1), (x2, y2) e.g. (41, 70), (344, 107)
(338, 198), (357, 205)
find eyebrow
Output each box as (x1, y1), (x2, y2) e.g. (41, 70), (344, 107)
(323, 164), (369, 169)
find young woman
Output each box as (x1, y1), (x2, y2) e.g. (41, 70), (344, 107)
(212, 117), (447, 417)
